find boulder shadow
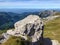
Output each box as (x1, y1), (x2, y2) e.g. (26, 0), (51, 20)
(29, 38), (52, 45)
(43, 38), (52, 45)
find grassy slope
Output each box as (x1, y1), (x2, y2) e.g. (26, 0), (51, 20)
(2, 36), (21, 45)
(1, 36), (26, 45)
(0, 30), (7, 35)
(44, 17), (60, 42)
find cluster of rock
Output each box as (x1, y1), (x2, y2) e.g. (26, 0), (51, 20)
(39, 10), (55, 18)
(0, 33), (10, 44)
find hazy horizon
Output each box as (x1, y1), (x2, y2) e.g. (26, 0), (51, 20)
(0, 0), (60, 9)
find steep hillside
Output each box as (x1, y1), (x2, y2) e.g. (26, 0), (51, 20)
(1, 36), (27, 45)
(0, 12), (21, 30)
(44, 17), (60, 42)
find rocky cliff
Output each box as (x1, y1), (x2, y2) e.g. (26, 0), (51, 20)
(7, 15), (44, 45)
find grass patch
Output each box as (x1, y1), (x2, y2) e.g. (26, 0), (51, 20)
(44, 17), (60, 42)
(1, 36), (30, 45)
(0, 30), (7, 35)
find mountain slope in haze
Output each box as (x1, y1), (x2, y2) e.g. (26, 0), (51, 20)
(0, 10), (57, 30)
(44, 17), (60, 42)
(0, 11), (40, 30)
(0, 12), (21, 30)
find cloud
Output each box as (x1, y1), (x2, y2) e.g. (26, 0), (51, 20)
(0, 0), (60, 9)
(0, 0), (60, 2)
(0, 0), (32, 2)
(0, 1), (60, 9)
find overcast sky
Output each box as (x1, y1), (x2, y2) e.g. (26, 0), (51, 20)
(0, 0), (60, 9)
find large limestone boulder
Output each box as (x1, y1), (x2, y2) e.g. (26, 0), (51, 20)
(14, 15), (44, 42)
(7, 15), (44, 43)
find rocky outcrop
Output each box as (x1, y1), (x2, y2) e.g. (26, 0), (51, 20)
(14, 15), (44, 42)
(7, 15), (44, 44)
(39, 10), (54, 18)
(0, 33), (10, 44)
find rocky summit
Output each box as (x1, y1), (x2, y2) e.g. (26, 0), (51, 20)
(7, 15), (44, 45)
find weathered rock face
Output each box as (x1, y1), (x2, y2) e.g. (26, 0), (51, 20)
(7, 15), (44, 45)
(14, 15), (44, 42)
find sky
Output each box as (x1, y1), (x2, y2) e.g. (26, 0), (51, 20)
(0, 0), (60, 9)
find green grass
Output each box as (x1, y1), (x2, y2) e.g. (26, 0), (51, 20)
(0, 28), (14, 35)
(44, 17), (60, 42)
(0, 30), (7, 35)
(54, 12), (60, 15)
(1, 36), (27, 45)
(1, 36), (21, 45)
